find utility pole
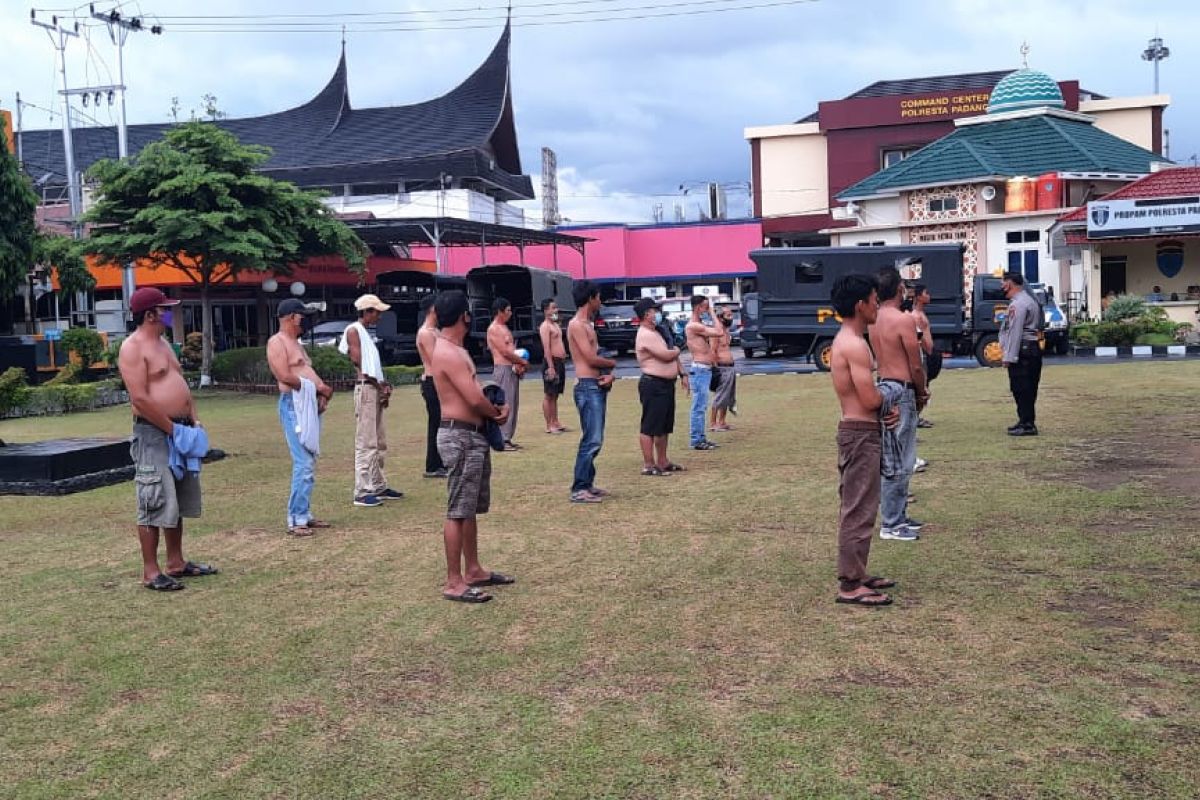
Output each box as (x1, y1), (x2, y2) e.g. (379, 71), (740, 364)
(14, 92), (23, 166)
(91, 3), (163, 320)
(31, 11), (80, 234)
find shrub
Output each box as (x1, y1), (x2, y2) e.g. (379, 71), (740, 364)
(383, 365), (424, 386)
(308, 347), (356, 380)
(1095, 321), (1141, 347)
(211, 346), (273, 384)
(1135, 333), (1176, 346)
(0, 367), (29, 415)
(180, 332), (203, 370)
(45, 363), (82, 386)
(1070, 323), (1098, 347)
(101, 339), (123, 368)
(1102, 294), (1147, 322)
(61, 327), (106, 369)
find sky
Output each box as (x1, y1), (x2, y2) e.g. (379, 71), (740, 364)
(3, 0), (1198, 226)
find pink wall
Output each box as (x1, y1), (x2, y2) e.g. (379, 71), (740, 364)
(408, 220), (761, 281)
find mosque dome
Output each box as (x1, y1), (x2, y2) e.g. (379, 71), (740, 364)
(987, 69), (1065, 114)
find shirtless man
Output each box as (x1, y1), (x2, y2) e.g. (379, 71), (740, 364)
(635, 297), (690, 475)
(417, 295), (447, 478)
(267, 298), (334, 537)
(709, 307), (737, 433)
(539, 298), (569, 434)
(870, 267), (927, 542)
(829, 274), (898, 606)
(566, 281), (617, 503)
(430, 290), (512, 604)
(487, 297), (529, 451)
(118, 287), (217, 591)
(684, 295), (725, 450)
(910, 283), (937, 431)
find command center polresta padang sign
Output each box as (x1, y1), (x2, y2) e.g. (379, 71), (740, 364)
(1087, 196), (1200, 239)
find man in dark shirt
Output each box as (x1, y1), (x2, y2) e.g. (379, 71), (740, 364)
(999, 272), (1042, 436)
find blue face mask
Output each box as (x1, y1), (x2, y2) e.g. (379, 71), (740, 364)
(159, 309), (174, 329)
(701, 312), (714, 324)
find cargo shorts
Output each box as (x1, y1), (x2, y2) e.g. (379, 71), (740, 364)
(436, 426), (491, 519)
(131, 422), (202, 528)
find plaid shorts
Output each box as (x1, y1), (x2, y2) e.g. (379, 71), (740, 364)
(437, 427), (492, 519)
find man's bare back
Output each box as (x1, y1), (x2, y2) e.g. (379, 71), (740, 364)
(432, 336), (484, 425)
(417, 323), (438, 378)
(871, 306), (922, 385)
(119, 329), (193, 425)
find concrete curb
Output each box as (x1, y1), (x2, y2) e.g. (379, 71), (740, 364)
(1069, 345), (1199, 359)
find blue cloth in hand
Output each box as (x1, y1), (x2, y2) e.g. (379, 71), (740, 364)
(169, 422), (209, 480)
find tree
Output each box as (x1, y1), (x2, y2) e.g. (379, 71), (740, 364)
(0, 114), (38, 302)
(33, 233), (94, 297)
(83, 122), (367, 381)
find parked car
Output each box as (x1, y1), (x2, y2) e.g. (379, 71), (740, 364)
(308, 319), (378, 349)
(1029, 282), (1070, 354)
(595, 301), (639, 355)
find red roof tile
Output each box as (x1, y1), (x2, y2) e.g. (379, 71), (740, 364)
(1058, 167), (1200, 223)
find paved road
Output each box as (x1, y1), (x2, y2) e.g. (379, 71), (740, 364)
(482, 351), (1200, 380)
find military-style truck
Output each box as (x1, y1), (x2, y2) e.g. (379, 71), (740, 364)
(373, 270), (467, 365)
(465, 264), (575, 362)
(741, 244), (1041, 369)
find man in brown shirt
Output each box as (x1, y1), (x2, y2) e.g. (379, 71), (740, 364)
(118, 287), (217, 591)
(829, 274), (897, 606)
(539, 298), (569, 434)
(635, 297), (690, 475)
(431, 290), (512, 603)
(487, 297), (529, 451)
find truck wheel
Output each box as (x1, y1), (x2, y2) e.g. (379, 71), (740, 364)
(814, 338), (834, 372)
(975, 334), (1003, 367)
(742, 347), (755, 359)
(1054, 337), (1070, 355)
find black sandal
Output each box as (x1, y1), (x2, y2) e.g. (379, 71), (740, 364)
(641, 466), (665, 476)
(659, 463), (686, 472)
(444, 587), (493, 603)
(144, 574), (185, 592)
(167, 561), (219, 578)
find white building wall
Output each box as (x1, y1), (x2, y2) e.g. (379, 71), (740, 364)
(323, 189), (526, 226)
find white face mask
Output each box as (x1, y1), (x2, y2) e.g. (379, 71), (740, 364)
(549, 312), (559, 322)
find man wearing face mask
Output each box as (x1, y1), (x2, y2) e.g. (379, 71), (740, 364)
(709, 308), (738, 433)
(538, 298), (568, 434)
(636, 297), (690, 475)
(118, 287), (217, 591)
(268, 299), (335, 537)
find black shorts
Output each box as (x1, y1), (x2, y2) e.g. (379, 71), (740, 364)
(638, 375), (676, 436)
(543, 357), (566, 396)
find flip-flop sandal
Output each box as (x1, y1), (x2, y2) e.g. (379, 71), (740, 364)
(468, 571), (516, 587)
(167, 561), (219, 578)
(287, 526), (316, 537)
(306, 519), (332, 529)
(835, 592), (892, 606)
(641, 466), (665, 476)
(659, 463), (686, 472)
(444, 586), (492, 603)
(144, 574), (185, 591)
(503, 442), (521, 452)
(863, 576), (897, 590)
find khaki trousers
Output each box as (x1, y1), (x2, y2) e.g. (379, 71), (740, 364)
(354, 383), (387, 498)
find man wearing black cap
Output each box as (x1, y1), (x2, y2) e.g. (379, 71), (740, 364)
(118, 287), (218, 591)
(634, 297), (690, 475)
(267, 299), (335, 536)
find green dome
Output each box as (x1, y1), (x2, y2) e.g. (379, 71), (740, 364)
(987, 69), (1065, 114)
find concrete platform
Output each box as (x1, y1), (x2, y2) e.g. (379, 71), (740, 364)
(0, 437), (133, 496)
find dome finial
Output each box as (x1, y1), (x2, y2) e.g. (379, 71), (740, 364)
(1020, 41), (1030, 68)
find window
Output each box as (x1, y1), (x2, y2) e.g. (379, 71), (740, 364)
(1005, 229), (1041, 282)
(856, 241), (887, 247)
(980, 278), (1007, 303)
(794, 261), (823, 284)
(882, 147), (918, 169)
(927, 196), (959, 213)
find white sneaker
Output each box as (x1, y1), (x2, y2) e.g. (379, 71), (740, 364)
(914, 458), (928, 473)
(880, 525), (919, 541)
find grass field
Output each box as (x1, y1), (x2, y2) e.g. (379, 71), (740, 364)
(1, 362), (1198, 799)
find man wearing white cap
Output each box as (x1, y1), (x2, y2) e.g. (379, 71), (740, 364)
(341, 294), (403, 507)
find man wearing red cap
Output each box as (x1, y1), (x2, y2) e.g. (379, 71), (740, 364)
(117, 287), (218, 591)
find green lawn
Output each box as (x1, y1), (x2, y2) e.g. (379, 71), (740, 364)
(1, 363), (1198, 799)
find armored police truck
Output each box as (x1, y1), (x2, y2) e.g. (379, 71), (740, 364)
(466, 264), (575, 362)
(741, 244), (1036, 369)
(373, 270), (467, 365)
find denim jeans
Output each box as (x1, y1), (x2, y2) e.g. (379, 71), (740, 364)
(688, 363), (712, 446)
(278, 393), (316, 528)
(880, 389), (916, 529)
(572, 378), (607, 492)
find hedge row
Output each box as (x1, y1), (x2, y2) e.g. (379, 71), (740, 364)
(210, 347), (422, 387)
(0, 367), (127, 417)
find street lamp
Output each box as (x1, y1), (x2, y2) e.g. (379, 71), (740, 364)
(1141, 36), (1169, 94)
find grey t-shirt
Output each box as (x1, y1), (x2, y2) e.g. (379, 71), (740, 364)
(1000, 291), (1040, 363)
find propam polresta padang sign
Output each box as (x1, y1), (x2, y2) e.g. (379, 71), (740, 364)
(1087, 196), (1200, 239)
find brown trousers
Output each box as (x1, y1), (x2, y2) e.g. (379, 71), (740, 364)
(837, 420), (881, 591)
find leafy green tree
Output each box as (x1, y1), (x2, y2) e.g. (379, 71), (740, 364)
(0, 114), (38, 302)
(83, 122), (367, 381)
(33, 233), (93, 297)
